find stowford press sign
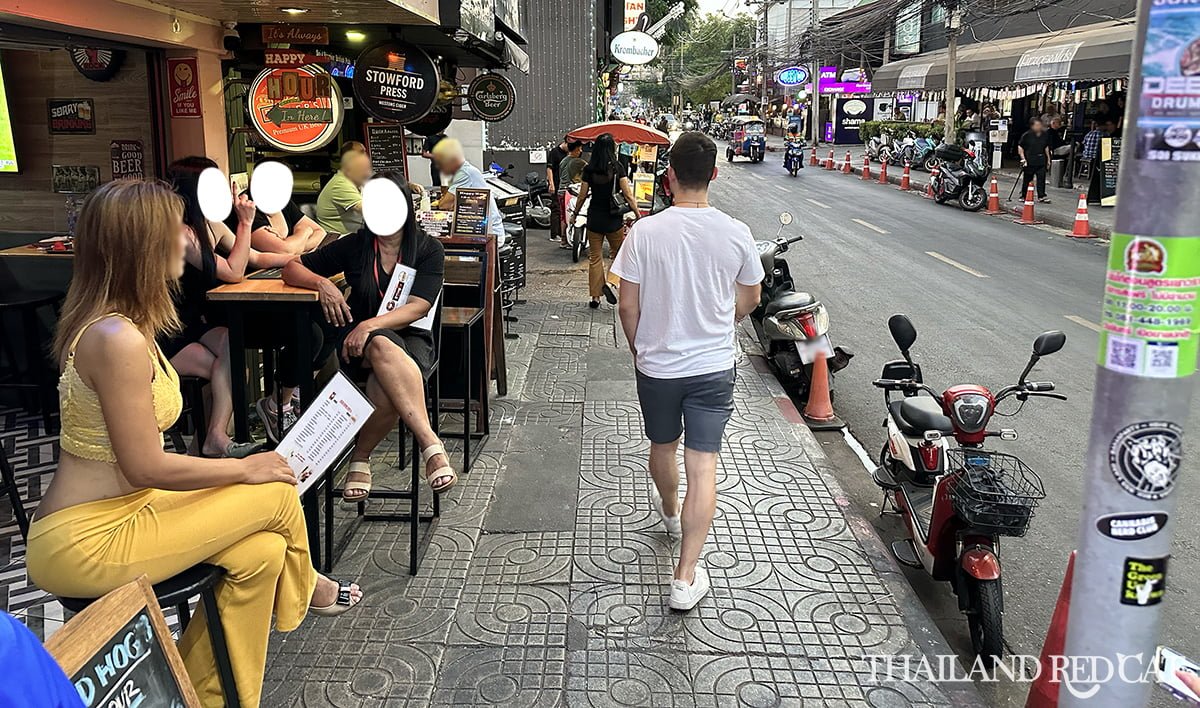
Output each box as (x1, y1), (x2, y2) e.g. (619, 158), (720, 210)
(467, 73), (516, 122)
(248, 65), (343, 153)
(610, 31), (659, 66)
(353, 42), (441, 124)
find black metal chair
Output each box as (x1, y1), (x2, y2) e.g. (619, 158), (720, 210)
(0, 290), (63, 433)
(0, 444), (29, 540)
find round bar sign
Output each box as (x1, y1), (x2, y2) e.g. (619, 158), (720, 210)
(467, 73), (516, 122)
(248, 64), (343, 153)
(610, 31), (659, 66)
(775, 66), (809, 86)
(353, 42), (441, 124)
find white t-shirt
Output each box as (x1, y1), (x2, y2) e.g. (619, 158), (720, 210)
(611, 206), (765, 379)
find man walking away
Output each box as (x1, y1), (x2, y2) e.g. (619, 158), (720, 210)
(611, 132), (764, 611)
(546, 137), (569, 242)
(422, 132), (447, 187)
(1018, 118), (1052, 203)
(556, 141), (586, 249)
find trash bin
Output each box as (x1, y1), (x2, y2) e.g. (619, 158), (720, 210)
(1050, 158), (1067, 188)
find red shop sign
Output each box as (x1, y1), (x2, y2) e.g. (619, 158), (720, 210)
(166, 57), (201, 119)
(264, 49), (330, 68)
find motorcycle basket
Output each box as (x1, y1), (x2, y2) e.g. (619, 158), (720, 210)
(946, 449), (1045, 537)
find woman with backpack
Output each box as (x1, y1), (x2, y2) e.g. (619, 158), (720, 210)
(569, 133), (641, 308)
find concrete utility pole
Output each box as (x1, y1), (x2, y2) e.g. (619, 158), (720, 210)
(1061, 0), (1199, 703)
(809, 0), (820, 146)
(759, 1), (770, 117)
(942, 1), (961, 144)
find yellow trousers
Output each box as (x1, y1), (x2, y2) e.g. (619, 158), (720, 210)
(588, 227), (625, 298)
(26, 482), (317, 707)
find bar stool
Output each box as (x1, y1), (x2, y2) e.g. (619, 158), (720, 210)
(0, 444), (29, 539)
(0, 290), (63, 433)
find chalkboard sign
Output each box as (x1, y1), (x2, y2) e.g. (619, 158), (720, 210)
(452, 187), (491, 236)
(1101, 137), (1121, 207)
(45, 577), (200, 708)
(364, 123), (409, 177)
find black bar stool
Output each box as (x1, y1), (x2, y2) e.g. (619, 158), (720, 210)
(0, 290), (63, 433)
(0, 444), (29, 539)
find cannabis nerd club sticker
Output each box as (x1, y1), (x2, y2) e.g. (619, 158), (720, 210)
(1096, 511), (1169, 541)
(1120, 556), (1168, 607)
(1109, 420), (1183, 501)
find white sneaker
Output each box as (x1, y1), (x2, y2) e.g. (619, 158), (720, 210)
(651, 488), (682, 536)
(668, 563), (710, 611)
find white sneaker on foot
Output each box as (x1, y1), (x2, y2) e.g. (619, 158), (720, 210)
(651, 488), (682, 536)
(668, 563), (710, 611)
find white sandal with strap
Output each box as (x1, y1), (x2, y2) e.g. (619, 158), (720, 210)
(421, 443), (457, 493)
(342, 461), (372, 502)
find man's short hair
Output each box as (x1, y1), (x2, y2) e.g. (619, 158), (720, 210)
(432, 137), (465, 163)
(566, 140), (584, 152)
(340, 141), (367, 157)
(669, 132), (717, 190)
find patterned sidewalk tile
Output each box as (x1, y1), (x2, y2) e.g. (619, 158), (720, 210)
(449, 583), (568, 647)
(571, 531), (677, 586)
(568, 583), (686, 652)
(469, 532), (574, 585)
(431, 645), (566, 707)
(566, 646), (693, 707)
(263, 640), (443, 707)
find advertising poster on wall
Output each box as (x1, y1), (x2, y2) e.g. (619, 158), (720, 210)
(247, 65), (343, 153)
(165, 58), (201, 119)
(109, 140), (145, 180)
(1136, 0), (1200, 162)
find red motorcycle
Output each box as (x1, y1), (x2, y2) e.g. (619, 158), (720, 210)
(870, 314), (1065, 664)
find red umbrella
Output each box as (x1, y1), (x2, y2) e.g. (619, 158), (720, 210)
(567, 120), (670, 146)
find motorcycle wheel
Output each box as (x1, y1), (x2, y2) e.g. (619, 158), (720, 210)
(789, 167), (798, 177)
(726, 149), (734, 162)
(967, 578), (1004, 667)
(934, 192), (949, 204)
(571, 226), (584, 263)
(922, 154), (940, 172)
(959, 186), (986, 212)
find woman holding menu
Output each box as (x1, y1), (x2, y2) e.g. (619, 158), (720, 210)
(282, 172), (454, 502)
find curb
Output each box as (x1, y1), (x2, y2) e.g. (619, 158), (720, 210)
(740, 338), (987, 706)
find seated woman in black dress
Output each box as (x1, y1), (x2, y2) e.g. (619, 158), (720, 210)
(282, 173), (454, 501)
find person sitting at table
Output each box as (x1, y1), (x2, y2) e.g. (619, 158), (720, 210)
(282, 173), (456, 501)
(316, 141), (371, 236)
(248, 196), (328, 255)
(25, 179), (363, 708)
(430, 138), (505, 242)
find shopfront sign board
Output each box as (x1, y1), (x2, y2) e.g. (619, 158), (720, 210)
(110, 140), (144, 180)
(261, 25), (329, 45)
(248, 65), (343, 153)
(467, 73), (516, 122)
(610, 31), (658, 66)
(44, 576), (200, 708)
(47, 98), (95, 134)
(166, 57), (201, 119)
(625, 0), (646, 30)
(353, 42), (441, 124)
(1014, 42), (1082, 82)
(897, 62), (933, 90)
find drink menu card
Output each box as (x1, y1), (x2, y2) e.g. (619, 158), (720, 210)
(276, 371), (375, 495)
(452, 187), (490, 236)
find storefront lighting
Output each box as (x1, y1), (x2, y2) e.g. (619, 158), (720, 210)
(345, 30), (367, 42)
(280, 7), (309, 14)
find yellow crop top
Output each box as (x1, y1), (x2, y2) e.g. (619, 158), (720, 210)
(59, 314), (183, 462)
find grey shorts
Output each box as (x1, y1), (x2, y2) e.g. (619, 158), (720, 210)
(635, 368), (736, 453)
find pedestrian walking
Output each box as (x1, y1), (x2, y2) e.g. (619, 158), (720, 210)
(570, 133), (640, 309)
(1018, 118), (1053, 203)
(420, 132), (447, 188)
(556, 140), (586, 250)
(546, 137), (569, 243)
(611, 132), (764, 610)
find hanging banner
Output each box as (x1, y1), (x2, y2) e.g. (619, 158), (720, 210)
(110, 140), (145, 180)
(1136, 0), (1200, 163)
(247, 65), (343, 153)
(466, 73), (516, 122)
(166, 57), (201, 119)
(352, 42), (440, 124)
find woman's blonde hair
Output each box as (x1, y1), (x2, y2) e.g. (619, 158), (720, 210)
(53, 179), (184, 363)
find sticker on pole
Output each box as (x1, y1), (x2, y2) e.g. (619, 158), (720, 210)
(1119, 556), (1167, 607)
(1108, 420), (1183, 501)
(1099, 234), (1200, 378)
(1135, 1), (1200, 162)
(1096, 511), (1169, 541)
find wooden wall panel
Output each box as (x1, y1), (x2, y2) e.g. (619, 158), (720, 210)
(0, 48), (157, 234)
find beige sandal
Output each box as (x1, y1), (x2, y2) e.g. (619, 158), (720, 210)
(422, 443), (457, 493)
(342, 461), (372, 502)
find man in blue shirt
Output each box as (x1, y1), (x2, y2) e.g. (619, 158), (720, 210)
(0, 611), (84, 707)
(431, 138), (505, 242)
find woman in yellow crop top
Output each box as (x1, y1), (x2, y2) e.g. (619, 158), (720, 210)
(24, 180), (363, 707)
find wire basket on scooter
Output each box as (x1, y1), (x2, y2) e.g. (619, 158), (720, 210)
(946, 449), (1045, 537)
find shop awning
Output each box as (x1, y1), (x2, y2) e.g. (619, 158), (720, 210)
(872, 20), (1134, 92)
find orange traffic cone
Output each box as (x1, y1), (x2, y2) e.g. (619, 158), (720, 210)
(809, 146), (818, 166)
(923, 167), (938, 199)
(983, 175), (1004, 215)
(1025, 552), (1076, 708)
(877, 159), (888, 185)
(842, 151), (852, 174)
(1070, 194), (1092, 238)
(861, 157), (871, 181)
(898, 162), (911, 191)
(1014, 183), (1043, 224)
(825, 149), (834, 170)
(803, 351), (843, 430)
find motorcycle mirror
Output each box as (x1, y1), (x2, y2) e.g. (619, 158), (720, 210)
(887, 314), (917, 359)
(1032, 330), (1066, 357)
(778, 212), (793, 226)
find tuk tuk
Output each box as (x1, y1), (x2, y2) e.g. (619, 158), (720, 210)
(726, 116), (766, 163)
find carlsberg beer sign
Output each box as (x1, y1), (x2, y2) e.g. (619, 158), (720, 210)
(610, 31), (659, 66)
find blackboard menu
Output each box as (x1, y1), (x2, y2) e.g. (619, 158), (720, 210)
(1101, 137), (1121, 206)
(364, 123), (408, 177)
(452, 188), (490, 236)
(70, 612), (186, 708)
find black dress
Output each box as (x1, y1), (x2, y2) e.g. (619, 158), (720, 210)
(159, 237), (220, 359)
(582, 166), (623, 234)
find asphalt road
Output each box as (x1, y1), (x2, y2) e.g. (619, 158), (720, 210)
(707, 147), (1199, 707)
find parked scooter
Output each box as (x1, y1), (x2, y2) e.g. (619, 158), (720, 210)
(783, 137), (806, 177)
(911, 134), (942, 172)
(518, 171), (552, 228)
(930, 142), (990, 211)
(563, 182), (589, 263)
(870, 314), (1065, 665)
(866, 130), (892, 162)
(749, 212), (853, 402)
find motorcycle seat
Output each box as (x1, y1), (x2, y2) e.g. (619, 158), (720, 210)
(765, 292), (816, 316)
(889, 397), (954, 435)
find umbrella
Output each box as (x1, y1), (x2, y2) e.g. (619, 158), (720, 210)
(566, 120), (670, 146)
(721, 93), (758, 107)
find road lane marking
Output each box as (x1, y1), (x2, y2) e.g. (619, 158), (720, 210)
(852, 218), (888, 234)
(1065, 315), (1102, 332)
(925, 251), (989, 278)
(805, 198), (831, 209)
(774, 185), (789, 192)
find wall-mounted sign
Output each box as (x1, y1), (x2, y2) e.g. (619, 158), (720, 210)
(69, 48), (124, 82)
(52, 165), (100, 194)
(248, 65), (343, 153)
(467, 73), (516, 122)
(110, 140), (145, 180)
(624, 0), (647, 30)
(264, 49), (330, 68)
(775, 66), (809, 86)
(261, 25), (329, 45)
(352, 42), (440, 124)
(610, 31), (659, 66)
(363, 123), (409, 176)
(166, 57), (201, 119)
(1014, 42), (1082, 82)
(47, 98), (95, 134)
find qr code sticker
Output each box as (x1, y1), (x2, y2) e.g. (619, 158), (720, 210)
(1106, 336), (1143, 374)
(1145, 342), (1179, 378)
